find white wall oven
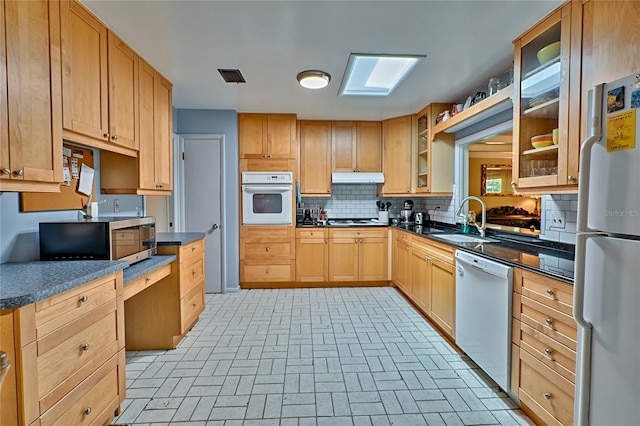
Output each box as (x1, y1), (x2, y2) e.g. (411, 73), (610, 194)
(241, 172), (293, 225)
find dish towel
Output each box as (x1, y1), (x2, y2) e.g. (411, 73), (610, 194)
(295, 180), (302, 204)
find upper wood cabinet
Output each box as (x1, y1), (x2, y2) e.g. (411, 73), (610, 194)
(415, 104), (454, 195)
(100, 60), (173, 195)
(332, 121), (382, 172)
(512, 2), (580, 193)
(0, 0), (63, 193)
(381, 115), (413, 195)
(299, 120), (332, 196)
(239, 113), (296, 159)
(138, 61), (173, 192)
(60, 0), (138, 157)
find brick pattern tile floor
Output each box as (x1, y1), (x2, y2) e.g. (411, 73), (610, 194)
(112, 287), (534, 426)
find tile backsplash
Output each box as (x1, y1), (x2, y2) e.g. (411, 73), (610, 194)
(301, 184), (457, 223)
(540, 194), (578, 244)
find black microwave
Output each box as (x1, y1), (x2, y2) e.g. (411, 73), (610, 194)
(39, 217), (156, 265)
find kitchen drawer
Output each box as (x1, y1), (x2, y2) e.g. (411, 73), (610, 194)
(37, 301), (118, 413)
(520, 322), (576, 383)
(519, 350), (574, 426)
(123, 262), (171, 300)
(394, 229), (411, 243)
(296, 228), (327, 239)
(180, 258), (205, 298)
(328, 228), (388, 239)
(39, 354), (120, 426)
(242, 240), (294, 261)
(178, 239), (204, 265)
(180, 282), (204, 334)
(520, 295), (577, 351)
(240, 226), (294, 240)
(241, 260), (294, 282)
(412, 239), (454, 264)
(35, 275), (117, 339)
(519, 270), (573, 316)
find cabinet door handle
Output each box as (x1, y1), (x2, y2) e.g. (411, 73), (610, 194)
(84, 407), (92, 415)
(406, 189), (410, 192)
(265, 247), (270, 252)
(0, 351), (10, 387)
(103, 132), (110, 139)
(511, 181), (517, 187)
(546, 288), (554, 297)
(13, 169), (23, 177)
(406, 246), (410, 251)
(545, 318), (553, 326)
(356, 232), (361, 235)
(544, 348), (552, 356)
(568, 175), (575, 182)
(543, 392), (551, 400)
(1, 168), (10, 175)
(192, 247), (196, 252)
(192, 270), (196, 276)
(81, 343), (90, 351)
(145, 277), (151, 282)
(324, 239), (328, 243)
(111, 134), (118, 141)
(265, 268), (270, 274)
(193, 303), (197, 307)
(79, 295), (88, 303)
(212, 224), (219, 230)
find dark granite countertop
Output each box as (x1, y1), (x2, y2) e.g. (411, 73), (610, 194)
(0, 260), (128, 309)
(156, 232), (205, 246)
(122, 255), (176, 284)
(392, 224), (575, 283)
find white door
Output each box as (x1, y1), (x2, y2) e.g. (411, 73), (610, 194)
(181, 135), (224, 293)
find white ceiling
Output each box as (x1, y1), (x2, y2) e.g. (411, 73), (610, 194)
(80, 0), (563, 121)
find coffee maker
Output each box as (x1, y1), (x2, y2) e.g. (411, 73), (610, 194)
(400, 200), (414, 223)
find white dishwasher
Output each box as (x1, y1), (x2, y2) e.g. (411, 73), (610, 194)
(455, 250), (513, 392)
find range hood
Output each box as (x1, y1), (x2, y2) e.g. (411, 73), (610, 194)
(331, 172), (385, 184)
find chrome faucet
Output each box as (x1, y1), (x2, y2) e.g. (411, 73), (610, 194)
(455, 196), (486, 237)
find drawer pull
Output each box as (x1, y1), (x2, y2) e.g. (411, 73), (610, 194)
(265, 247), (270, 252)
(192, 247), (196, 252)
(146, 277), (151, 282)
(266, 268), (270, 274)
(543, 392), (551, 400)
(546, 288), (554, 297)
(544, 348), (552, 356)
(192, 270), (196, 276)
(356, 231), (361, 235)
(310, 232), (314, 236)
(193, 303), (197, 307)
(545, 318), (553, 326)
(406, 246), (410, 251)
(81, 343), (90, 351)
(84, 407), (92, 415)
(325, 239), (328, 243)
(79, 295), (88, 303)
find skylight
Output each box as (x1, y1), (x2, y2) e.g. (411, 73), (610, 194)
(339, 53), (425, 97)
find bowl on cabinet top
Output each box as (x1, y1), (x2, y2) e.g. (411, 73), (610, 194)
(537, 41), (561, 65)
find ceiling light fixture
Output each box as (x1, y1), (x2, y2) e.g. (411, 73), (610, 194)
(339, 53), (425, 97)
(297, 70), (331, 89)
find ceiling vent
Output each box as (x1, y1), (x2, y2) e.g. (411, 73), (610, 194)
(218, 69), (246, 83)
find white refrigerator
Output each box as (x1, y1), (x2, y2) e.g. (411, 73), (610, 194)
(574, 73), (640, 425)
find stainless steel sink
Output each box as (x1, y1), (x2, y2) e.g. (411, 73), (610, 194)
(432, 234), (500, 244)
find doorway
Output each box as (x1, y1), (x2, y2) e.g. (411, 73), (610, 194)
(176, 134), (225, 293)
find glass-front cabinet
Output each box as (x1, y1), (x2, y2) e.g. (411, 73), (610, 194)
(512, 3), (581, 192)
(414, 103), (454, 195)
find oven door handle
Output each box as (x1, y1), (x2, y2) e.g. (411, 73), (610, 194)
(243, 186), (292, 193)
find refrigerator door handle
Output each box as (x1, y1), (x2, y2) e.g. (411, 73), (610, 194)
(577, 84), (604, 234)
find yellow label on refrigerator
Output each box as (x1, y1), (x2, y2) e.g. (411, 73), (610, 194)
(607, 110), (636, 152)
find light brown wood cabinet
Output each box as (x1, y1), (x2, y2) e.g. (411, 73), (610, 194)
(0, 0), (63, 193)
(328, 228), (388, 282)
(296, 229), (329, 282)
(240, 227), (295, 284)
(239, 113), (297, 159)
(100, 60), (173, 195)
(414, 104), (455, 195)
(299, 120), (332, 196)
(512, 268), (576, 426)
(381, 115), (413, 195)
(60, 0), (139, 157)
(392, 229), (456, 339)
(512, 1), (581, 193)
(124, 239), (206, 350)
(332, 121), (382, 172)
(0, 272), (126, 426)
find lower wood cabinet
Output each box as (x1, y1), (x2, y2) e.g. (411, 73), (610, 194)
(0, 272), (126, 426)
(126, 238), (206, 349)
(328, 228), (388, 282)
(392, 228), (456, 339)
(240, 226), (295, 284)
(512, 268), (576, 426)
(296, 229), (329, 282)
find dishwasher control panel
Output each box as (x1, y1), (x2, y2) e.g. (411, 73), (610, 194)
(455, 250), (511, 278)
